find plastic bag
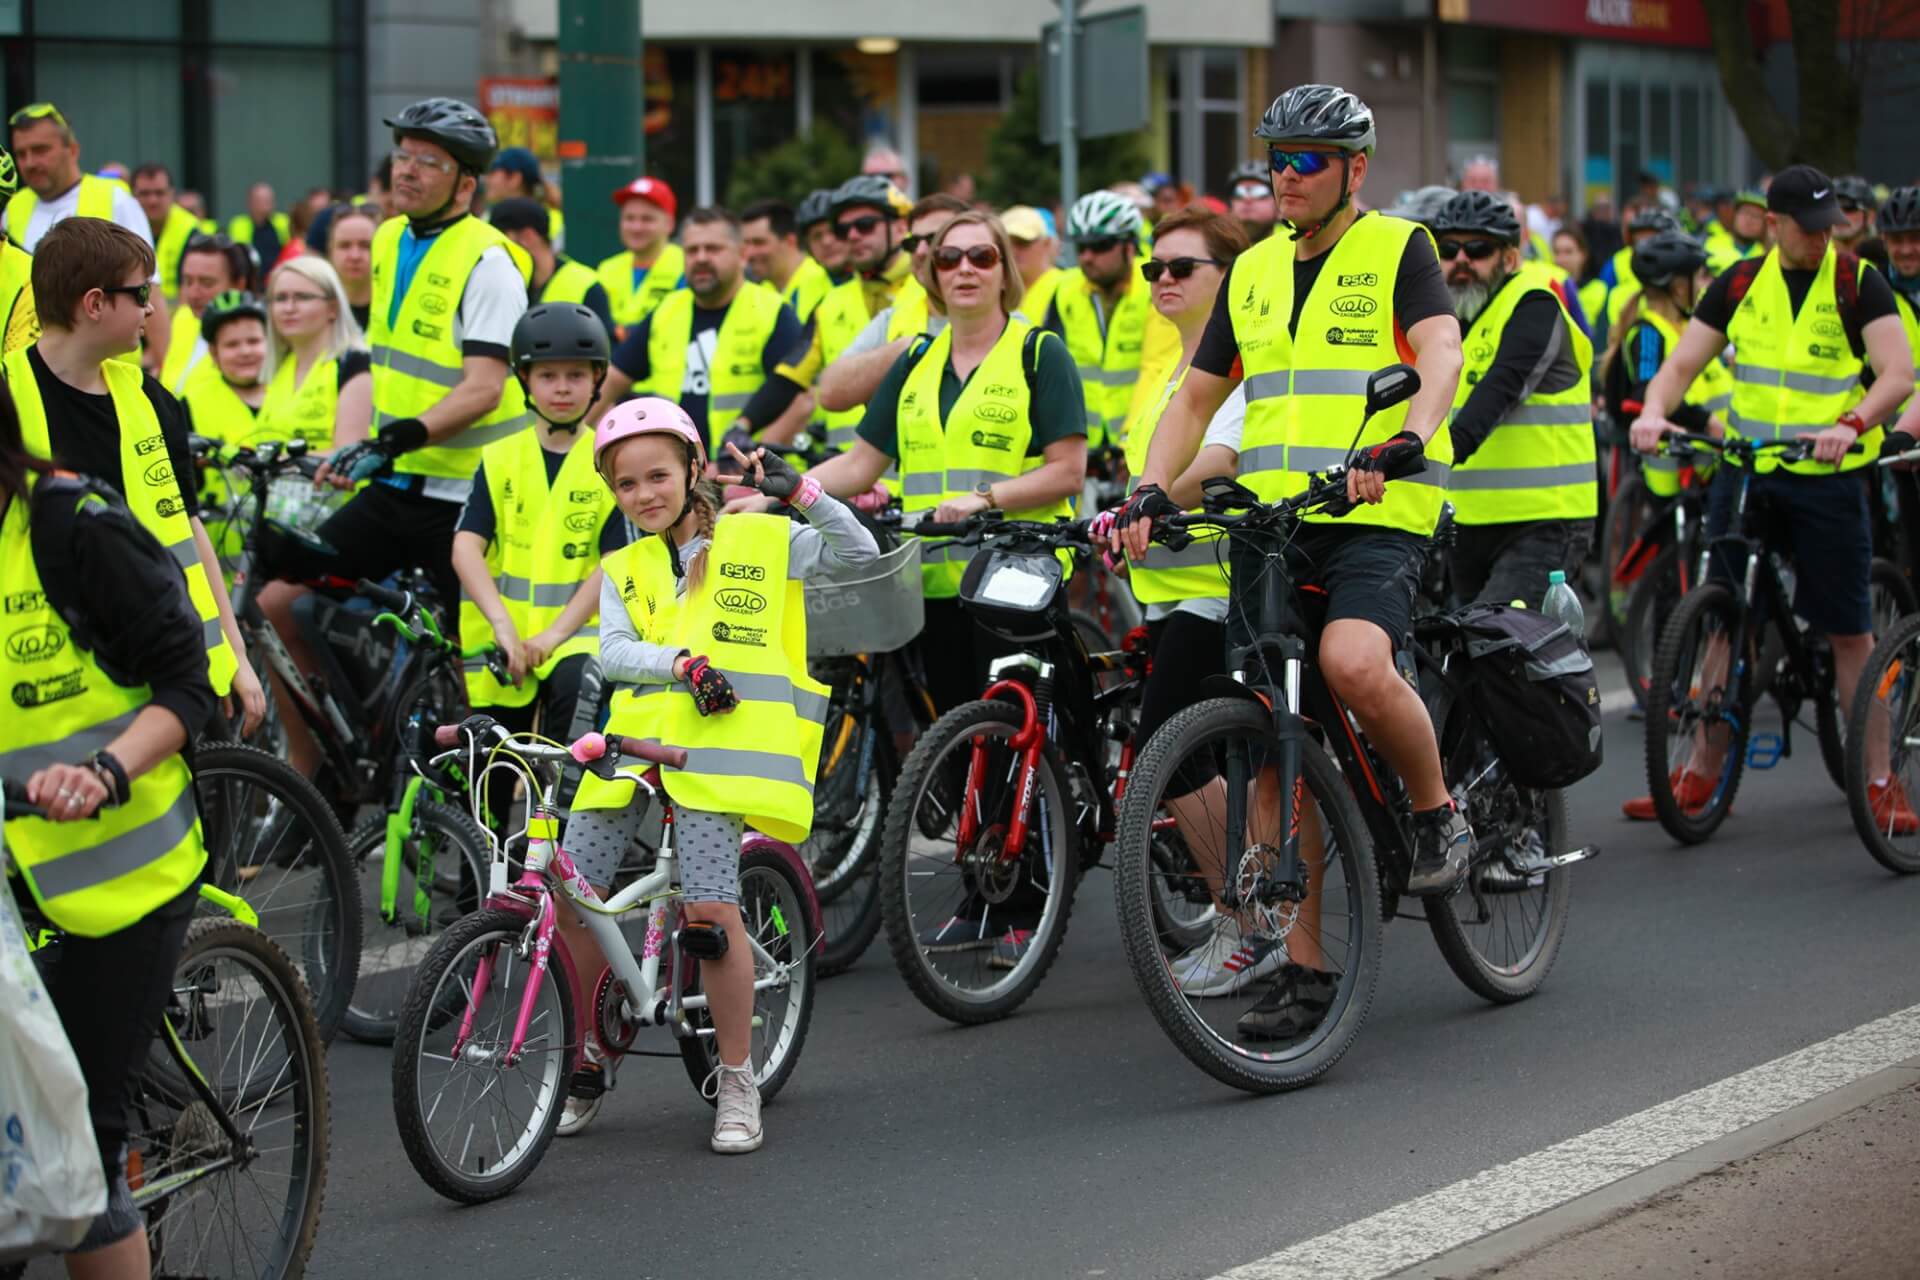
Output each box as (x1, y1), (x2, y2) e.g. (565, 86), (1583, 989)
(0, 879), (107, 1262)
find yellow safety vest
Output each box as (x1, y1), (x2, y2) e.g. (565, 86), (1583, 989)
(1891, 291), (1920, 422)
(368, 215), (534, 481)
(549, 206), (566, 252)
(1449, 261), (1596, 524)
(182, 373), (262, 561)
(779, 254), (834, 324)
(813, 264), (909, 453)
(160, 304), (207, 396)
(1120, 365), (1228, 604)
(155, 203), (209, 302)
(537, 258), (600, 307)
(257, 352), (343, 451)
(596, 243), (684, 330)
(885, 277), (931, 341)
(1577, 279), (1608, 338)
(4, 348), (238, 695)
(1724, 244), (1875, 476)
(1232, 211), (1452, 535)
(4, 176), (116, 248)
(458, 429), (610, 708)
(1629, 309), (1732, 497)
(572, 515), (826, 844)
(226, 211), (292, 248)
(1051, 268), (1151, 449)
(897, 317), (1074, 597)
(1021, 268), (1062, 328)
(0, 240), (36, 357)
(641, 285), (784, 451)
(0, 482), (206, 936)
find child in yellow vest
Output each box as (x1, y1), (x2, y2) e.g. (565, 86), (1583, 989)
(558, 396), (875, 1152)
(180, 289), (269, 565)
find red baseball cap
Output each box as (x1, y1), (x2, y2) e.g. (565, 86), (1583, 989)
(612, 176), (677, 221)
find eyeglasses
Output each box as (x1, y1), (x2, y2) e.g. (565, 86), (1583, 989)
(833, 214), (886, 240)
(1077, 236), (1125, 255)
(1435, 238), (1502, 262)
(390, 148), (458, 176)
(1141, 256), (1225, 283)
(270, 290), (328, 306)
(1231, 182), (1271, 201)
(934, 244), (1001, 272)
(8, 102), (68, 130)
(1268, 148), (1335, 177)
(101, 283), (152, 307)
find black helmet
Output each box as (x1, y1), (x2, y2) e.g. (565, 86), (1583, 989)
(1627, 205), (1681, 236)
(510, 303), (611, 375)
(1834, 174), (1877, 212)
(1254, 84), (1376, 154)
(1429, 190), (1521, 245)
(1226, 158), (1269, 189)
(796, 188), (835, 232)
(1630, 230), (1708, 290)
(826, 175), (911, 221)
(1880, 186), (1920, 234)
(384, 97), (497, 175)
(201, 289), (268, 345)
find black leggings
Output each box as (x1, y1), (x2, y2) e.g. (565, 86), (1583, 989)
(1140, 612), (1227, 798)
(481, 652), (603, 829)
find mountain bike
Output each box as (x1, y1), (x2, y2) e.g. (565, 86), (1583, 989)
(1112, 367), (1595, 1093)
(1844, 442), (1920, 874)
(877, 514), (1209, 1024)
(391, 717), (819, 1203)
(5, 780), (330, 1279)
(1643, 433), (1915, 844)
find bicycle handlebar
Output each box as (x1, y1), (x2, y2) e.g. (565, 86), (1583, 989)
(2, 776), (45, 820)
(430, 720), (688, 770)
(1654, 430), (1861, 466)
(906, 512), (1093, 548)
(357, 579), (412, 613)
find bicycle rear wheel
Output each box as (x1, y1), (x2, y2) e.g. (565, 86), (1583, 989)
(133, 918), (329, 1280)
(392, 905), (573, 1204)
(1823, 559), (1920, 790)
(1845, 612), (1920, 873)
(1112, 697), (1381, 1093)
(1621, 542), (1686, 708)
(193, 743), (359, 1042)
(1644, 583), (1749, 843)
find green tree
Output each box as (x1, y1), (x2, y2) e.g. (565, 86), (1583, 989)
(723, 123), (862, 211)
(980, 66), (1149, 209)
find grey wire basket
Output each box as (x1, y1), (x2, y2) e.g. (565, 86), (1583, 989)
(803, 539), (925, 657)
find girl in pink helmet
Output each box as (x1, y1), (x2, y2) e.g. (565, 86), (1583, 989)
(552, 395), (876, 1153)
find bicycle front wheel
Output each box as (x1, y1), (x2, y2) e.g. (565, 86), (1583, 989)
(133, 918), (329, 1280)
(1845, 612), (1920, 873)
(1644, 583), (1749, 843)
(1113, 696), (1381, 1094)
(392, 906), (573, 1204)
(193, 743), (360, 1042)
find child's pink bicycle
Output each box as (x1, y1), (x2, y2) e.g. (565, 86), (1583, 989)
(390, 714), (820, 1202)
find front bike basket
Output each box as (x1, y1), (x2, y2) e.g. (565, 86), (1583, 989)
(805, 540), (924, 658)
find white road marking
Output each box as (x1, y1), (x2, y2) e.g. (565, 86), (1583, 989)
(1209, 1001), (1920, 1280)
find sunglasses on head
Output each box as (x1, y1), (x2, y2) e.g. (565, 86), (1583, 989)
(833, 214), (885, 240)
(1268, 147), (1335, 177)
(8, 102), (67, 129)
(1141, 256), (1225, 283)
(1077, 235), (1125, 255)
(1436, 238), (1502, 262)
(934, 244), (1000, 272)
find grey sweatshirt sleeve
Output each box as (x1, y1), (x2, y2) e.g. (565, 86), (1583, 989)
(786, 492), (881, 578)
(596, 571), (683, 686)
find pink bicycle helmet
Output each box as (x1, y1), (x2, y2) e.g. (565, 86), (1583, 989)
(593, 396), (704, 473)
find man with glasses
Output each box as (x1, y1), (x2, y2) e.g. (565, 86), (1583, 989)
(132, 163), (214, 304)
(1044, 190), (1154, 450)
(1428, 190), (1595, 607)
(1228, 159), (1279, 244)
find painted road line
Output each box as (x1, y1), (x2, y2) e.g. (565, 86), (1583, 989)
(1208, 1001), (1920, 1280)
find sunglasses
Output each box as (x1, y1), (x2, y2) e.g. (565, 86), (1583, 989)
(1268, 147), (1335, 177)
(834, 214), (886, 240)
(901, 232), (935, 253)
(1077, 235), (1125, 255)
(102, 283), (153, 307)
(8, 101), (67, 129)
(1436, 238), (1502, 262)
(1232, 182), (1271, 200)
(1141, 256), (1225, 283)
(934, 244), (1000, 272)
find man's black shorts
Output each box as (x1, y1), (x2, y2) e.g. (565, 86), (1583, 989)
(1225, 523), (1429, 665)
(1705, 465), (1872, 636)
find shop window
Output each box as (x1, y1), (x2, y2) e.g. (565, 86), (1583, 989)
(1678, 85), (1701, 186)
(710, 48), (796, 202)
(919, 48), (1005, 108)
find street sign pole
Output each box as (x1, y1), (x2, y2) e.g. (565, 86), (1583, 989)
(558, 0), (643, 267)
(1058, 0), (1077, 212)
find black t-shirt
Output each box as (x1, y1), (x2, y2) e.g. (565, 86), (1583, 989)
(337, 348), (372, 389)
(1192, 229), (1454, 378)
(1692, 255), (1899, 337)
(611, 296), (805, 433)
(350, 301), (371, 333)
(456, 445), (627, 555)
(27, 346), (199, 519)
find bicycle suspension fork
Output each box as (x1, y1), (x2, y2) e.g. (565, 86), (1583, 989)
(961, 669), (1052, 862)
(1223, 640), (1307, 911)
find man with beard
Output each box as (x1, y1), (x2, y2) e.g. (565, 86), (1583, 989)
(590, 206), (804, 452)
(1227, 158), (1277, 243)
(1431, 190), (1596, 607)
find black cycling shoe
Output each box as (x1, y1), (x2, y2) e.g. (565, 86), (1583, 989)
(1406, 803), (1474, 896)
(1235, 964), (1338, 1042)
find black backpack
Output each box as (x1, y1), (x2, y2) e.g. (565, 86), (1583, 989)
(1450, 603), (1604, 790)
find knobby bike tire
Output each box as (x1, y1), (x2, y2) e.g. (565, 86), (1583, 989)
(1621, 541), (1685, 707)
(1822, 559), (1920, 790)
(1425, 786), (1572, 1004)
(1644, 583), (1749, 844)
(1844, 611), (1920, 874)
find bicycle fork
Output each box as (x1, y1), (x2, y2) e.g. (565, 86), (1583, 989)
(959, 673), (1050, 862)
(1223, 646), (1307, 912)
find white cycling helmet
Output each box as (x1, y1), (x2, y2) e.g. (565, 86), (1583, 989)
(1066, 190), (1143, 243)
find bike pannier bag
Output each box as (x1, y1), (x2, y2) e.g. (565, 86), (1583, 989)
(1452, 603), (1603, 789)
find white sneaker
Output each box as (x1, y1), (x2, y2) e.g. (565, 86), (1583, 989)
(704, 1060), (763, 1154)
(1171, 919), (1285, 998)
(558, 1042), (612, 1138)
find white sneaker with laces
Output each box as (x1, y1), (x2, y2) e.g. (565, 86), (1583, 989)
(705, 1060), (763, 1154)
(558, 1041), (612, 1138)
(1171, 918), (1284, 998)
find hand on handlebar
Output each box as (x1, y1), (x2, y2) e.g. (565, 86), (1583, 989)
(1629, 409), (1678, 455)
(1798, 423), (1863, 467)
(490, 619), (528, 687)
(932, 492), (992, 524)
(1116, 482), (1177, 562)
(26, 762), (109, 823)
(1348, 430), (1424, 505)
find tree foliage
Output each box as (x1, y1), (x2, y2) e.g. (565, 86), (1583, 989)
(979, 66), (1150, 209)
(723, 123), (862, 211)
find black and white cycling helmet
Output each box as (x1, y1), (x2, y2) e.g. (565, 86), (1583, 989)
(1879, 186), (1920, 234)
(1627, 205), (1681, 236)
(796, 188), (836, 233)
(1255, 84), (1376, 155)
(1226, 158), (1269, 190)
(1429, 190), (1522, 246)
(385, 97), (498, 175)
(1630, 230), (1708, 290)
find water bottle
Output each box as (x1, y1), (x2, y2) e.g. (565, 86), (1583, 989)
(1540, 569), (1586, 638)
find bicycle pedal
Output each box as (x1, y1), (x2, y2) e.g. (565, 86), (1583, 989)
(1746, 731), (1786, 770)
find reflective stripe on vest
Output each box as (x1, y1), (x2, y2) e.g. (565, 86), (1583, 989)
(257, 353), (342, 451)
(4, 348), (238, 694)
(642, 285), (783, 451)
(1449, 261), (1595, 524)
(1119, 366), (1228, 603)
(459, 429), (611, 708)
(0, 486), (205, 936)
(897, 319), (1074, 598)
(1053, 268), (1150, 449)
(368, 215), (534, 480)
(1724, 245), (1874, 476)
(1232, 212), (1452, 535)
(596, 243), (684, 329)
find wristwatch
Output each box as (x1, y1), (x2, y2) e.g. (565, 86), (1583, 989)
(1837, 410), (1868, 436)
(974, 480), (998, 509)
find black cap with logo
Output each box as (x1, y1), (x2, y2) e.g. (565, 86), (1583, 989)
(1766, 165), (1847, 231)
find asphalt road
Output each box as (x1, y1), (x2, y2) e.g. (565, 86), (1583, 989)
(301, 684), (1920, 1280)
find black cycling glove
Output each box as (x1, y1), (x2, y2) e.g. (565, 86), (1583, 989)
(1880, 430), (1918, 462)
(1352, 430), (1426, 479)
(1115, 483), (1178, 535)
(334, 418), (428, 482)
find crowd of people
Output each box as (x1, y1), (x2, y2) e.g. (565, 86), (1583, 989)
(4, 79), (1920, 1279)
